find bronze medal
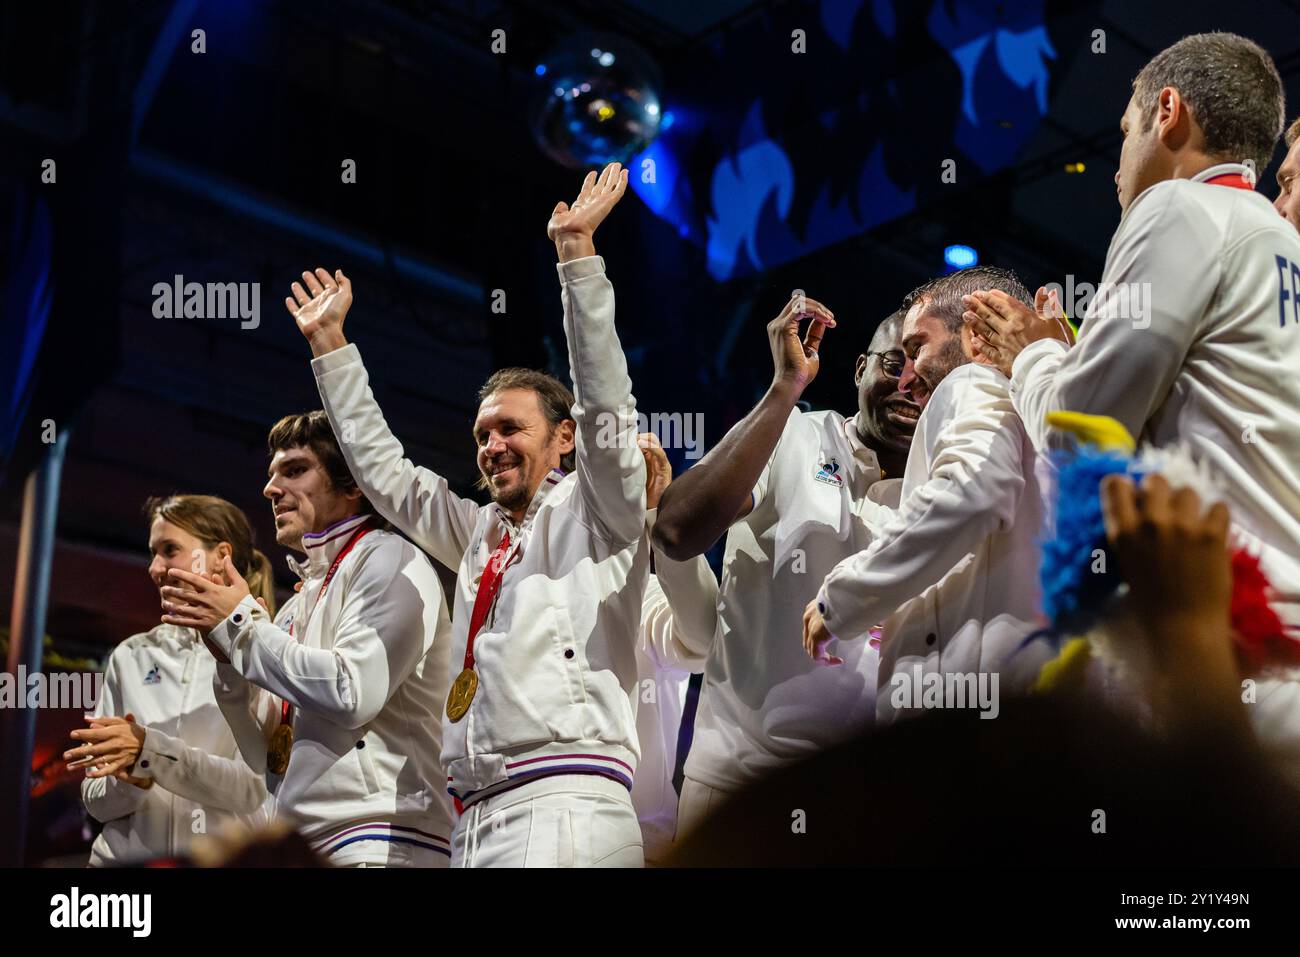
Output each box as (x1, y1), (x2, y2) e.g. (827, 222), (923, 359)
(445, 667), (479, 722)
(268, 723), (293, 774)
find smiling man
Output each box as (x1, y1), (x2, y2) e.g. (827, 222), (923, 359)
(291, 163), (651, 867)
(803, 266), (1051, 724)
(651, 302), (917, 834)
(161, 412), (454, 867)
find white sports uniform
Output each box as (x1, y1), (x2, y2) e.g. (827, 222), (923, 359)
(312, 256), (650, 867)
(210, 516), (454, 867)
(83, 624), (270, 866)
(815, 365), (1050, 723)
(678, 409), (901, 835)
(1008, 162), (1300, 769)
(634, 510), (717, 863)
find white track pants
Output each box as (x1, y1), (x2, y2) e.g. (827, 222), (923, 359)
(675, 776), (732, 843)
(450, 774), (644, 868)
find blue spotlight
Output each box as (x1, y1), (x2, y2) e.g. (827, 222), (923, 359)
(944, 244), (979, 269)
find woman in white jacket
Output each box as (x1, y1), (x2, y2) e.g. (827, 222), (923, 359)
(67, 494), (275, 866)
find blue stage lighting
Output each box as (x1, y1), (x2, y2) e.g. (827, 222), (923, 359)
(944, 244), (979, 269)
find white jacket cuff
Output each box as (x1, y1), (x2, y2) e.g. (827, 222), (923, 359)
(133, 727), (182, 783)
(556, 255), (606, 283)
(208, 595), (261, 664)
(815, 586), (843, 641)
(310, 340), (363, 375)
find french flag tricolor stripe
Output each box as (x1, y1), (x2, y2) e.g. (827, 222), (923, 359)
(449, 754), (634, 806)
(302, 515), (369, 549)
(314, 823), (450, 857)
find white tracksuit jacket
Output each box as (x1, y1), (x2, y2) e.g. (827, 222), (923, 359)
(1008, 162), (1300, 767)
(684, 409), (901, 792)
(816, 364), (1050, 722)
(209, 516), (454, 860)
(311, 255), (649, 808)
(83, 624), (270, 866)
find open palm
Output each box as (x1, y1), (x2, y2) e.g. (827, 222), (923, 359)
(285, 267), (352, 342)
(547, 162), (629, 242)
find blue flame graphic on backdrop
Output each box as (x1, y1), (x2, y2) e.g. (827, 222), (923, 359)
(630, 0), (1056, 280)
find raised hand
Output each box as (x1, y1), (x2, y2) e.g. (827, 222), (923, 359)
(1100, 471), (1247, 739)
(160, 559), (252, 637)
(961, 286), (1072, 376)
(768, 293), (836, 396)
(285, 267), (352, 357)
(1100, 472), (1233, 657)
(1033, 285), (1077, 346)
(548, 162), (630, 262)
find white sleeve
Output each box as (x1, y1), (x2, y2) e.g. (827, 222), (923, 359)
(80, 650), (151, 823)
(1010, 182), (1219, 451)
(133, 727), (268, 814)
(212, 663), (277, 777)
(816, 372), (1027, 640)
(559, 256), (647, 545)
(642, 513), (718, 671)
(313, 344), (482, 571)
(207, 540), (440, 730)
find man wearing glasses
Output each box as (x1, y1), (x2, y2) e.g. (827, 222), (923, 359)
(804, 267), (1052, 727)
(652, 300), (917, 837)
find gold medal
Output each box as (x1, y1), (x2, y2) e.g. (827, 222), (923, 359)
(268, 723), (293, 774)
(445, 667), (479, 722)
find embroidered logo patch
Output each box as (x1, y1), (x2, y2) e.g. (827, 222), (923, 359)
(143, 665), (162, 685)
(814, 459), (844, 487)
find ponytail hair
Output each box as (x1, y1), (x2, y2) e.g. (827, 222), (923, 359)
(244, 548), (277, 618)
(144, 494), (278, 618)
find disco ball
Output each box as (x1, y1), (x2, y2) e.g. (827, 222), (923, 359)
(531, 32), (663, 170)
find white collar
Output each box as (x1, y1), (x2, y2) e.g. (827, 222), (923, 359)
(1191, 162), (1256, 187)
(287, 513), (372, 581)
(492, 468), (567, 533)
(158, 622), (202, 647)
(841, 413), (882, 475)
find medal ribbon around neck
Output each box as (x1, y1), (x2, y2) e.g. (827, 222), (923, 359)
(269, 519), (375, 773)
(446, 530), (513, 722)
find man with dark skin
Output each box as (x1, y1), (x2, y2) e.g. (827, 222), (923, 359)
(651, 301), (917, 834)
(655, 309), (914, 559)
(852, 310), (916, 481)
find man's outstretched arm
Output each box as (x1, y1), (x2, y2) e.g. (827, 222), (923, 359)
(651, 293), (835, 561)
(286, 267), (480, 570)
(549, 163), (647, 544)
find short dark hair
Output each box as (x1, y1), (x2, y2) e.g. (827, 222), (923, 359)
(1132, 33), (1284, 174)
(267, 411), (375, 515)
(476, 368), (576, 478)
(1287, 116), (1300, 148)
(902, 266), (1032, 333)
